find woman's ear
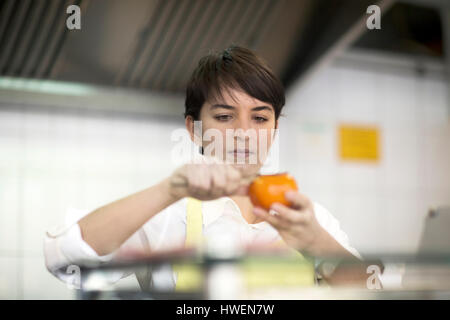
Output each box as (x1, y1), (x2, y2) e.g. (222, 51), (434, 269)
(185, 116), (195, 142)
(186, 115), (203, 147)
(272, 119), (279, 141)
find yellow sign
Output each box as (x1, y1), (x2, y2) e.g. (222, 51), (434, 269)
(339, 125), (380, 161)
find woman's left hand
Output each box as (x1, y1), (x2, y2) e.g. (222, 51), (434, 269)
(253, 190), (332, 257)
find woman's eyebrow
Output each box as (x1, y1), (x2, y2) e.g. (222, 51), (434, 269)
(210, 104), (273, 113)
(251, 106), (273, 113)
(210, 104), (235, 111)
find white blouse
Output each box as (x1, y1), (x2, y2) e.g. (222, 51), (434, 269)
(43, 196), (361, 291)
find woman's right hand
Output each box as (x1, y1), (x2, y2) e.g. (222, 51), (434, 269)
(168, 162), (254, 201)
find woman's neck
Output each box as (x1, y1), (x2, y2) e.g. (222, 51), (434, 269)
(229, 195), (265, 225)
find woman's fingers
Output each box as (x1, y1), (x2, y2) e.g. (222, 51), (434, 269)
(271, 202), (307, 224)
(253, 193), (313, 229)
(210, 164), (227, 197)
(284, 190), (312, 210)
(252, 191), (323, 255)
(187, 164), (211, 196)
(253, 206), (290, 230)
(179, 161), (257, 200)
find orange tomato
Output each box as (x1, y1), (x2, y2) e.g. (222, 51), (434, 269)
(248, 173), (298, 211)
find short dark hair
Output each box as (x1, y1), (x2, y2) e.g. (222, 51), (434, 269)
(184, 45), (285, 120)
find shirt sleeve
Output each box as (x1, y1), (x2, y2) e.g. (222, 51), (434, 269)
(43, 207), (145, 286)
(43, 198), (188, 288)
(312, 202), (362, 268)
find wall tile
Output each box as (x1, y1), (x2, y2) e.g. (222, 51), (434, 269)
(0, 175), (19, 253)
(0, 256), (20, 299)
(22, 256), (75, 299)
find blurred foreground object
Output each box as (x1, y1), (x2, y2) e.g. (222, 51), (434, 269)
(74, 244), (450, 300)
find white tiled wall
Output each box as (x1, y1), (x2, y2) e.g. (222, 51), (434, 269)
(281, 59), (450, 256)
(0, 53), (449, 299)
(0, 256), (20, 299)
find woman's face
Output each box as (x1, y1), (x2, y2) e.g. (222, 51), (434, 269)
(186, 87), (278, 175)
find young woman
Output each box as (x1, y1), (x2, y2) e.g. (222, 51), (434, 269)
(44, 46), (368, 291)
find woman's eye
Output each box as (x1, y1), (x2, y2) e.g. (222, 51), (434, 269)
(254, 116), (268, 122)
(215, 115), (232, 121)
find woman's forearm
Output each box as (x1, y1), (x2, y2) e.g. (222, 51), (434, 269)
(77, 162), (251, 257)
(77, 177), (178, 256)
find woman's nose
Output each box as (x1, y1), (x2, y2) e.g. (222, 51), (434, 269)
(233, 118), (258, 145)
(234, 116), (251, 131)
